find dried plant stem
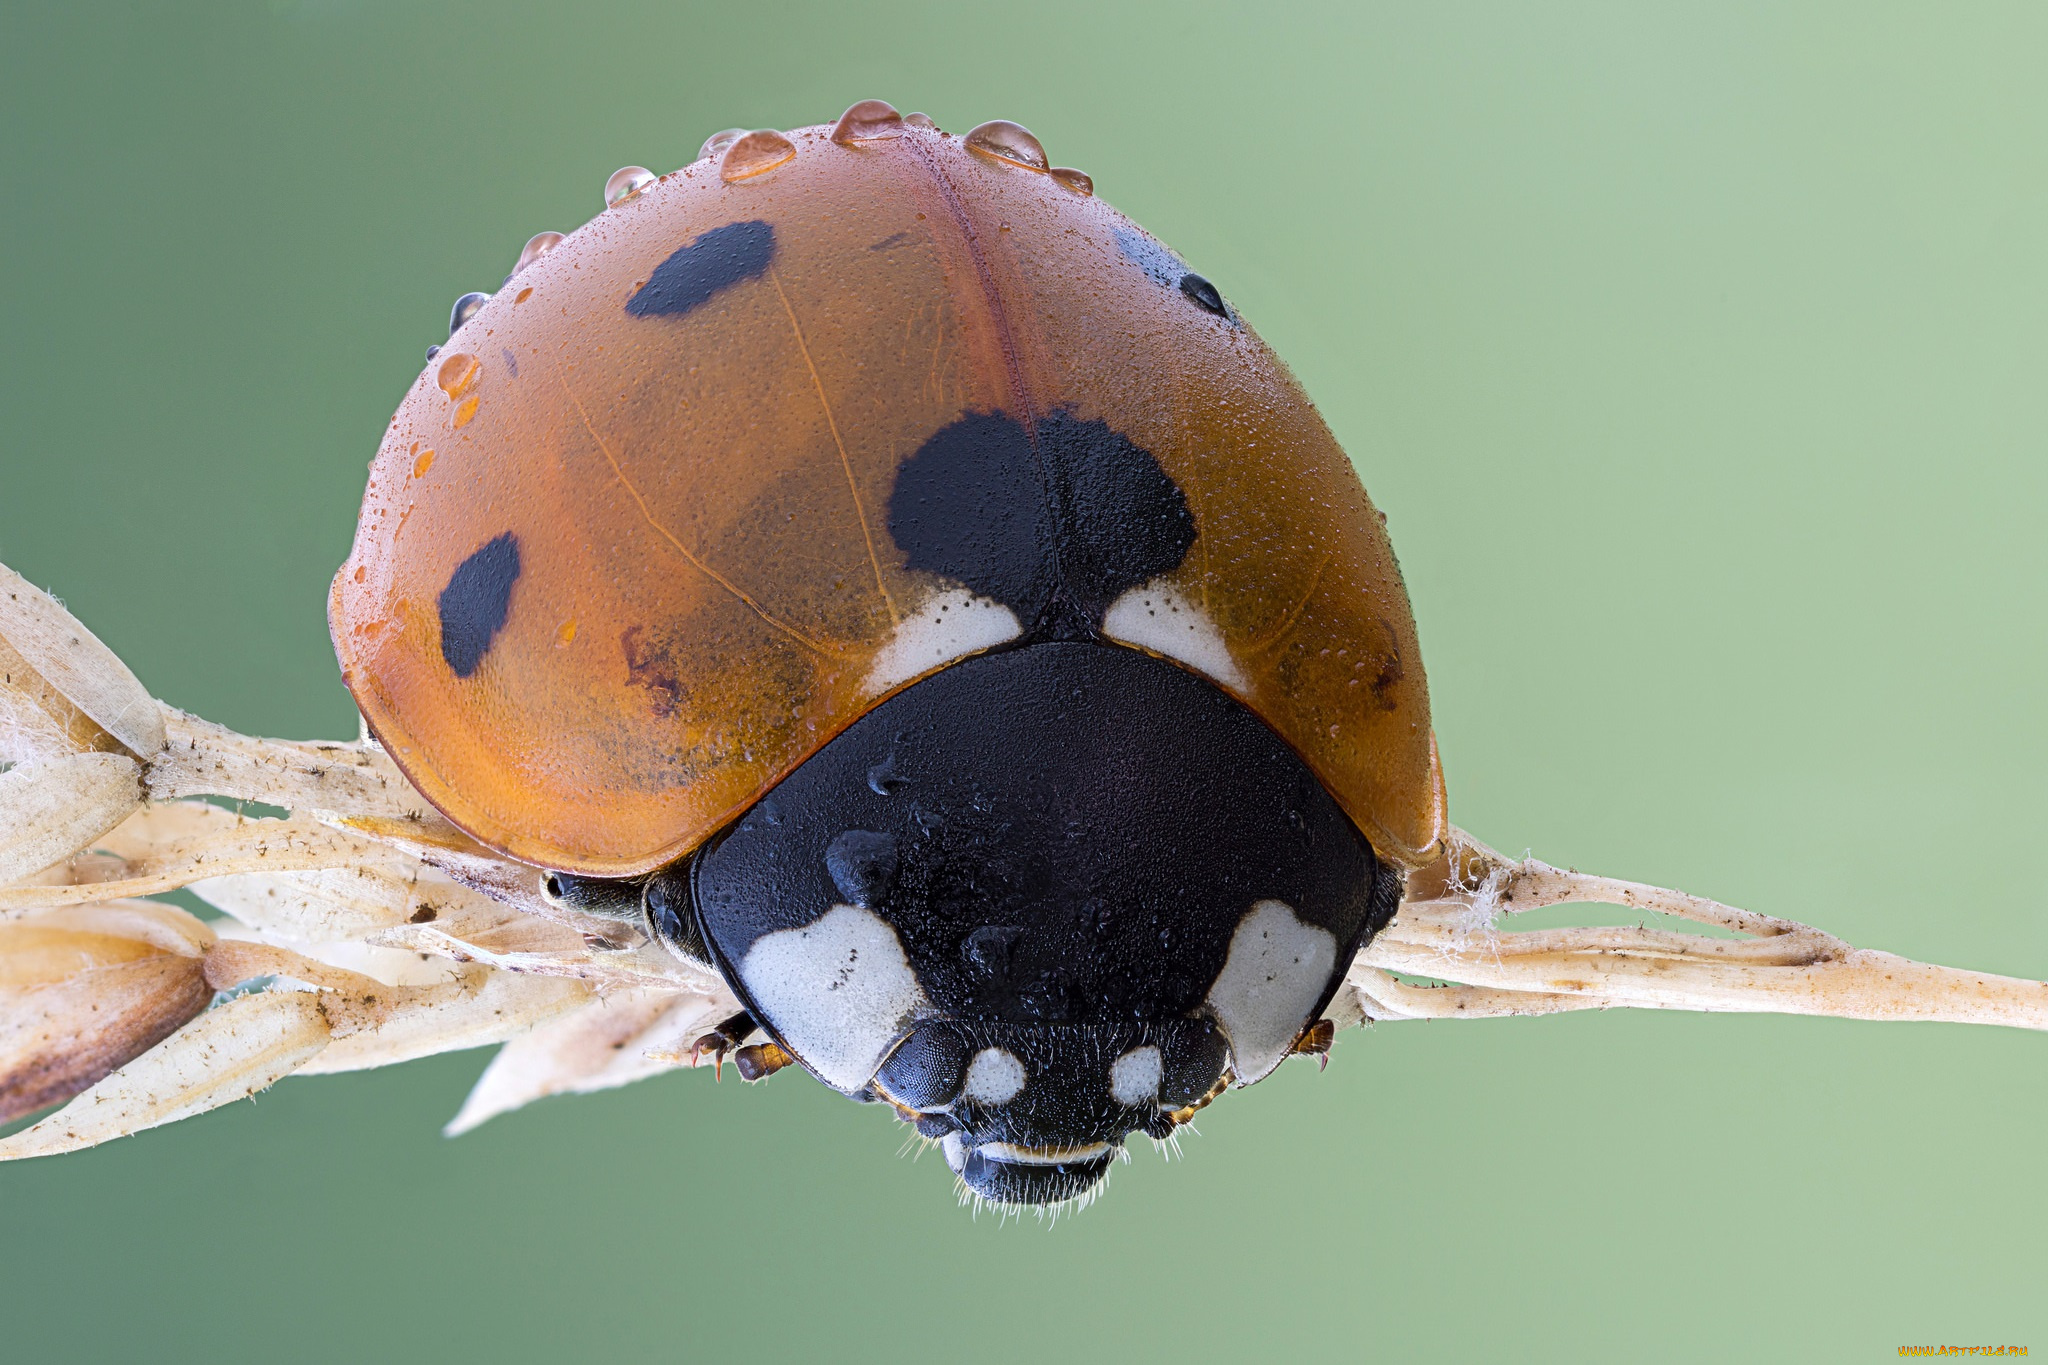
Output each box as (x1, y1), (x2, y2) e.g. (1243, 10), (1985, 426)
(1361, 832), (2048, 1029)
(2, 554), (2042, 1159)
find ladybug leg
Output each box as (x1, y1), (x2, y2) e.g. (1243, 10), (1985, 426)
(539, 870), (647, 950)
(732, 1041), (796, 1082)
(1288, 1018), (1337, 1071)
(1160, 1070), (1234, 1131)
(689, 1010), (760, 1080)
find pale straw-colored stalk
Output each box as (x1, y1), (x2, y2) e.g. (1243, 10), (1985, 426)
(1, 557), (2040, 1159)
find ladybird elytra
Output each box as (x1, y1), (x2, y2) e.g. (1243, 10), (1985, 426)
(333, 112), (1442, 879)
(331, 102), (1446, 1206)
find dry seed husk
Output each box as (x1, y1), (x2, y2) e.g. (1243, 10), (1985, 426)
(0, 633), (123, 762)
(208, 917), (466, 988)
(0, 811), (414, 915)
(445, 988), (726, 1135)
(0, 956), (213, 1123)
(0, 753), (143, 887)
(294, 969), (592, 1075)
(0, 990), (333, 1160)
(189, 866), (427, 941)
(147, 709), (435, 819)
(0, 564), (165, 759)
(0, 900), (219, 1122)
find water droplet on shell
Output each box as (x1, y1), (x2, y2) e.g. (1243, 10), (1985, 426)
(436, 352), (480, 398)
(513, 231), (564, 275)
(424, 344), (441, 361)
(412, 447), (436, 478)
(605, 165), (655, 206)
(699, 128), (746, 161)
(903, 112), (936, 129)
(965, 120), (1047, 171)
(1049, 167), (1093, 195)
(832, 99), (903, 144)
(1179, 272), (1228, 316)
(448, 291), (489, 336)
(720, 129), (797, 182)
(867, 753), (906, 796)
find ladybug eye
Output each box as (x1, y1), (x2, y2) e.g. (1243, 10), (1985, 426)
(1158, 1019), (1230, 1108)
(448, 291), (490, 337)
(641, 868), (713, 971)
(875, 1023), (972, 1111)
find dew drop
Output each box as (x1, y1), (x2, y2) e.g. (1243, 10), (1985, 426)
(436, 352), (480, 398)
(720, 129), (797, 182)
(1049, 166), (1094, 195)
(903, 112), (936, 129)
(832, 99), (903, 144)
(425, 344), (441, 361)
(452, 395), (480, 428)
(605, 165), (655, 207)
(412, 447), (436, 478)
(1179, 272), (1228, 317)
(512, 231), (565, 276)
(866, 753), (906, 796)
(964, 120), (1047, 172)
(448, 291), (490, 336)
(556, 619), (578, 646)
(699, 128), (746, 161)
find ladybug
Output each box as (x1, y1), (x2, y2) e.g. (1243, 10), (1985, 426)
(332, 101), (1445, 1208)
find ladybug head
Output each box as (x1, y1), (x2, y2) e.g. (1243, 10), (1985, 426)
(657, 640), (1399, 1209)
(869, 1017), (1231, 1207)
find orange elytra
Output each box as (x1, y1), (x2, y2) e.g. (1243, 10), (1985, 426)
(332, 106), (1443, 882)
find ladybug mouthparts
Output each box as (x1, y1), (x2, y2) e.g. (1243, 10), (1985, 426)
(879, 1017), (1228, 1207)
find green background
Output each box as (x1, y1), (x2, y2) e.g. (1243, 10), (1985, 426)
(3, 2), (2043, 1360)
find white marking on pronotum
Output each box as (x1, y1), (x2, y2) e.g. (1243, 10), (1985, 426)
(1102, 578), (1247, 690)
(1204, 899), (1337, 1085)
(940, 1131), (969, 1173)
(962, 1046), (1027, 1104)
(863, 587), (1021, 694)
(737, 904), (927, 1092)
(1108, 1044), (1163, 1107)
(973, 1141), (1113, 1165)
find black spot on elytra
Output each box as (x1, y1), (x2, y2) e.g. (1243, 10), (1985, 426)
(886, 412), (1194, 637)
(1112, 226), (1184, 288)
(626, 219), (774, 318)
(1113, 225), (1233, 322)
(887, 414), (1050, 610)
(438, 533), (520, 677)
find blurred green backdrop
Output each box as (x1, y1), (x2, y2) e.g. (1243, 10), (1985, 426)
(3, 2), (2044, 1360)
